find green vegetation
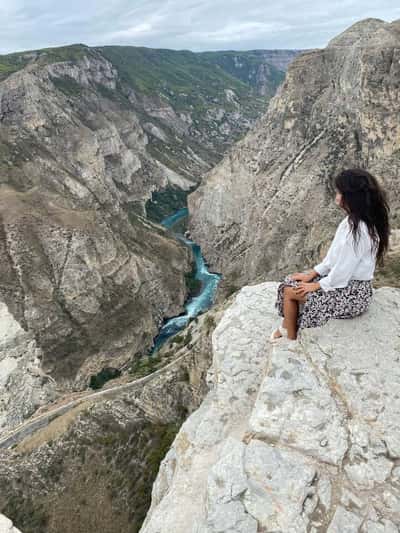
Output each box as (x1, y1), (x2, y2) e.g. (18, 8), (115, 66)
(128, 353), (164, 378)
(89, 367), (122, 390)
(35, 43), (89, 64)
(184, 329), (192, 345)
(50, 74), (82, 96)
(0, 43), (284, 104)
(204, 314), (216, 334)
(170, 327), (193, 347)
(145, 183), (195, 223)
(4, 493), (48, 532)
(98, 45), (251, 100)
(224, 283), (241, 297)
(97, 45), (267, 127)
(129, 421), (181, 532)
(0, 54), (31, 80)
(171, 333), (184, 344)
(0, 43), (90, 82)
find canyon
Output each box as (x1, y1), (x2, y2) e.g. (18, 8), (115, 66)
(1, 17), (399, 533)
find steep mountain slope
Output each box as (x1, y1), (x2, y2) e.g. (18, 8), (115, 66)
(187, 18), (400, 297)
(0, 43), (297, 431)
(199, 49), (302, 96)
(0, 43), (297, 200)
(0, 47), (195, 433)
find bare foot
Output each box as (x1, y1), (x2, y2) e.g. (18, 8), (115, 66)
(271, 328), (283, 339)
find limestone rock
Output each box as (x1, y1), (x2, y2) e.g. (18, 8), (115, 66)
(140, 282), (400, 532)
(187, 18), (400, 296)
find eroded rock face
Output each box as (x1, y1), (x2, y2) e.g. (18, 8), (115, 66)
(141, 282), (400, 532)
(199, 50), (302, 96)
(0, 49), (195, 432)
(187, 18), (400, 295)
(0, 185), (192, 432)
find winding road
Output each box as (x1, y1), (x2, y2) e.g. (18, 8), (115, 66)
(0, 206), (221, 450)
(0, 351), (190, 449)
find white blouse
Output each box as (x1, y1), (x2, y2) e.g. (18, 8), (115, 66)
(313, 215), (379, 292)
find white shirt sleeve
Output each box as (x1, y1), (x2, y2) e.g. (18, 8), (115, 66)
(318, 227), (363, 292)
(313, 224), (342, 276)
(314, 255), (331, 277)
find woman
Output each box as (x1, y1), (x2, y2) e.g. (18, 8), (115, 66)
(271, 168), (390, 342)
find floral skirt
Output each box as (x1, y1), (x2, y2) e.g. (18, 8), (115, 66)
(274, 274), (373, 329)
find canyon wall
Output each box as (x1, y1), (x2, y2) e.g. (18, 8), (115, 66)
(188, 18), (400, 297)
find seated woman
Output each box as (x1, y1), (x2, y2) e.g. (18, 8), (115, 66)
(271, 168), (390, 342)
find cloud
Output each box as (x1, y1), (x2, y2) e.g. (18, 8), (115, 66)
(0, 0), (399, 54)
(184, 21), (293, 43)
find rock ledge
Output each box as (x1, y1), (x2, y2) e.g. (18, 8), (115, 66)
(141, 282), (400, 532)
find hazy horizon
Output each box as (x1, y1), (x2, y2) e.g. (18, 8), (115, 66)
(0, 1), (399, 55)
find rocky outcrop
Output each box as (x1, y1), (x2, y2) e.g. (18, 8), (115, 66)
(0, 300), (233, 533)
(187, 18), (400, 297)
(141, 281), (400, 532)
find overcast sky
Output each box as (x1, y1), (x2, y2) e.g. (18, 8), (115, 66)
(0, 0), (399, 55)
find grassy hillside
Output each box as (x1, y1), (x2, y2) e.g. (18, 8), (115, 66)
(97, 45), (267, 118)
(98, 46), (250, 95)
(0, 44), (91, 81)
(0, 43), (287, 109)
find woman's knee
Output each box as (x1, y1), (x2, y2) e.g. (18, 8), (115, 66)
(284, 285), (306, 302)
(283, 285), (295, 297)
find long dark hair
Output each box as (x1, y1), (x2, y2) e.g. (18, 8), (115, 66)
(334, 168), (390, 266)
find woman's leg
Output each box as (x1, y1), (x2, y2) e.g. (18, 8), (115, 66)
(283, 286), (307, 339)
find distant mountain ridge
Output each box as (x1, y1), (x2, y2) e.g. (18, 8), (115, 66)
(0, 42), (303, 207)
(199, 49), (303, 95)
(0, 43), (301, 95)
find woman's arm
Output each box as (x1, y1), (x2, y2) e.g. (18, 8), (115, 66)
(318, 232), (363, 292)
(313, 218), (347, 277)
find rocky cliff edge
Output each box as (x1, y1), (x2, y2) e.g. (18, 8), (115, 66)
(141, 282), (400, 532)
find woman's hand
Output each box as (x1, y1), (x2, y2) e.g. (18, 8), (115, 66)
(293, 282), (321, 296)
(288, 271), (316, 283)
